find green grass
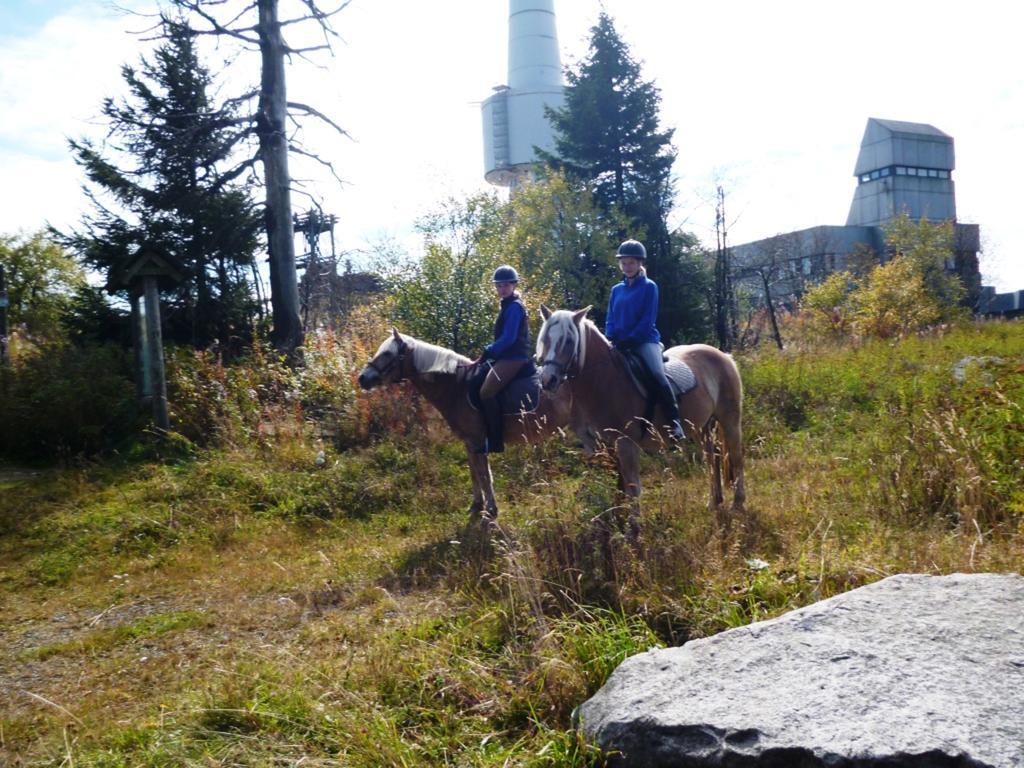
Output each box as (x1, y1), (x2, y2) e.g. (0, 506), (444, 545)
(23, 611), (210, 661)
(1, 320), (1022, 767)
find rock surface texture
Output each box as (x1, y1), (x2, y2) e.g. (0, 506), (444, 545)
(577, 573), (1024, 767)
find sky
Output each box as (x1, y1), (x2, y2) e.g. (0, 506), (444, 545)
(1, 0), (1022, 291)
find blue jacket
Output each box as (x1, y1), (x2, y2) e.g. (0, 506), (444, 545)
(484, 294), (530, 361)
(605, 272), (661, 346)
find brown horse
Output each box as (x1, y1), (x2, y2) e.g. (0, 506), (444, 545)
(536, 306), (746, 520)
(357, 329), (573, 519)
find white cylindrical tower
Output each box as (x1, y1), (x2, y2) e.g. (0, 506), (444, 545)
(482, 0), (564, 187)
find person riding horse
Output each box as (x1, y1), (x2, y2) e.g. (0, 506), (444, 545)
(605, 239), (685, 441)
(470, 265), (534, 453)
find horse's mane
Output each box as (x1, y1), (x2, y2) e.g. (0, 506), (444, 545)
(405, 335), (467, 375)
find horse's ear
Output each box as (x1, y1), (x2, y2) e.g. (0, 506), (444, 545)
(540, 304), (553, 321)
(391, 327), (401, 342)
(572, 306), (592, 325)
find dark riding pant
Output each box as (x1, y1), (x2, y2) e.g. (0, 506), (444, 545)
(475, 359), (527, 453)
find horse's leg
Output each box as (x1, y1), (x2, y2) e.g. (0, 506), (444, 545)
(615, 438), (642, 541)
(468, 450), (499, 520)
(719, 413), (746, 512)
(703, 421), (724, 512)
(464, 444), (486, 516)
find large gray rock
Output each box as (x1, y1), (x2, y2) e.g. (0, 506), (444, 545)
(578, 573), (1024, 767)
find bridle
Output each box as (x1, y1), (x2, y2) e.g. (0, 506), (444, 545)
(365, 337), (409, 383)
(539, 323), (581, 383)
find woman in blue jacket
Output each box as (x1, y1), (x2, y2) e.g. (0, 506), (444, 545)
(605, 240), (684, 440)
(473, 265), (532, 453)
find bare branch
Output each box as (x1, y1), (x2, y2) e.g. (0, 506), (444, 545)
(300, 0), (352, 22)
(221, 3), (258, 30)
(286, 101), (349, 138)
(285, 43), (333, 55)
(279, 13), (337, 31)
(170, 0), (261, 45)
(224, 89), (259, 108)
(209, 155), (261, 194)
(288, 144), (345, 186)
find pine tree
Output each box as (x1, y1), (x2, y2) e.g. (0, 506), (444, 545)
(61, 20), (261, 351)
(541, 13), (695, 341)
(166, 0), (348, 360)
(544, 14), (675, 219)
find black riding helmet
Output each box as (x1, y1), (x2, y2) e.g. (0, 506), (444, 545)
(616, 239), (647, 260)
(492, 265), (519, 283)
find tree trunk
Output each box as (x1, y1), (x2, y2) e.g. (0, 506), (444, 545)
(257, 0), (303, 358)
(761, 270), (784, 350)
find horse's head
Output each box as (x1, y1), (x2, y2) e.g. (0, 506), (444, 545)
(536, 304), (591, 392)
(358, 328), (410, 390)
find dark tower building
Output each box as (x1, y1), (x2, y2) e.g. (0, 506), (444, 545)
(731, 118), (981, 306)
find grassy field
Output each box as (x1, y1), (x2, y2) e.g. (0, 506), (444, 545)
(2, 320), (1022, 766)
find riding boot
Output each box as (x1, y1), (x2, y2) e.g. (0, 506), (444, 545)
(480, 396), (505, 453)
(659, 384), (684, 441)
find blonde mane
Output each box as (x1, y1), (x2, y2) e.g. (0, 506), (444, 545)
(405, 335), (467, 375)
(371, 334), (468, 376)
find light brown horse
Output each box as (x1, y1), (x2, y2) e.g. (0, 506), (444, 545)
(536, 306), (746, 521)
(357, 329), (573, 519)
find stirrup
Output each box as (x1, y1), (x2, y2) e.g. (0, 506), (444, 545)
(669, 420), (684, 441)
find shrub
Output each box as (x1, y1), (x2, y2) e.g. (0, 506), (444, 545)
(166, 341), (297, 446)
(800, 271), (856, 337)
(0, 341), (138, 461)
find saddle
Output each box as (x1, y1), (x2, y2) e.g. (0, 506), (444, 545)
(467, 364), (542, 416)
(620, 349), (697, 401)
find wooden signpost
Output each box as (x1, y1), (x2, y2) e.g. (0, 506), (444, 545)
(110, 248), (183, 430)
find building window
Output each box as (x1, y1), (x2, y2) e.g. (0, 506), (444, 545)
(859, 165), (951, 184)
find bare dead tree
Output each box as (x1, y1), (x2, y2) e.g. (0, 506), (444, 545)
(162, 0), (350, 359)
(713, 186), (737, 351)
(736, 239), (786, 350)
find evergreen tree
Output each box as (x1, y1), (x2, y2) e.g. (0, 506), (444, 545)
(543, 13), (676, 220)
(60, 20), (261, 351)
(665, 231), (714, 343)
(541, 13), (690, 341)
